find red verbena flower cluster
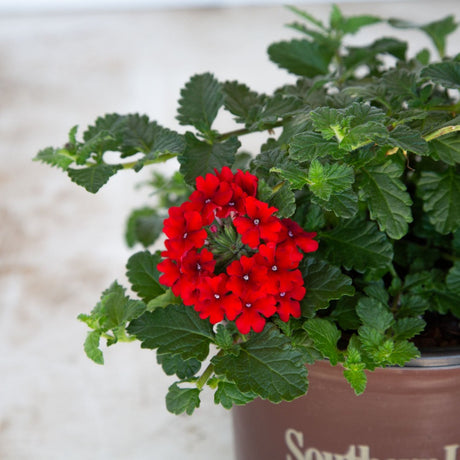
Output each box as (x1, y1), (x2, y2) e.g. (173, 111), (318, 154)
(157, 167), (318, 334)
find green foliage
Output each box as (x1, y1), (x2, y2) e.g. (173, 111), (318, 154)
(38, 5), (460, 413)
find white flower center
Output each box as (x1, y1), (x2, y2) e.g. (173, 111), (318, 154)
(245, 303), (252, 308)
(272, 265), (278, 271)
(243, 274), (249, 281)
(214, 294), (220, 299)
(253, 219), (260, 225)
(279, 292), (286, 297)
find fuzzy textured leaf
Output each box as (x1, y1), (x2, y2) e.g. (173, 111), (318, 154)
(127, 304), (214, 361)
(212, 324), (308, 402)
(166, 383), (201, 415)
(359, 161), (413, 239)
(417, 169), (460, 234)
(304, 318), (341, 365)
(67, 164), (122, 193)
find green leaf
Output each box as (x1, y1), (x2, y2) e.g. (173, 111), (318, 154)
(392, 317), (426, 341)
(177, 73), (224, 133)
(420, 15), (457, 58)
(127, 304), (214, 361)
(119, 115), (185, 159)
(386, 125), (429, 156)
(215, 324), (235, 350)
(307, 160), (354, 200)
(301, 258), (355, 312)
(343, 340), (367, 395)
(157, 353), (201, 379)
(214, 381), (257, 409)
(270, 164), (308, 190)
(429, 134), (460, 165)
(83, 331), (104, 365)
(147, 289), (181, 312)
(67, 164), (122, 193)
(321, 217), (393, 272)
(446, 262), (460, 296)
(126, 251), (165, 303)
(125, 208), (164, 248)
(101, 282), (146, 330)
(356, 297), (394, 333)
(421, 61), (460, 89)
(34, 147), (74, 170)
(222, 81), (265, 126)
(289, 131), (343, 162)
(359, 161), (413, 239)
(268, 39), (333, 77)
(264, 181), (296, 219)
(212, 324), (308, 402)
(340, 15), (382, 35)
(304, 318), (341, 365)
(166, 383), (201, 415)
(389, 340), (420, 366)
(255, 94), (303, 125)
(313, 189), (359, 219)
(179, 133), (240, 186)
(417, 169), (460, 234)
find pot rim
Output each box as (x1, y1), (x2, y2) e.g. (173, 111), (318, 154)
(406, 347), (460, 367)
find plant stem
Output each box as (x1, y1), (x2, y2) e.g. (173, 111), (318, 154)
(196, 362), (215, 390)
(424, 124), (460, 142)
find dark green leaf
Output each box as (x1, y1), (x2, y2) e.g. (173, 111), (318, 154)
(214, 381), (257, 409)
(177, 73), (224, 133)
(356, 297), (394, 333)
(127, 304), (214, 361)
(270, 164), (308, 190)
(212, 324), (308, 402)
(304, 318), (341, 365)
(268, 39), (333, 77)
(429, 134), (460, 165)
(157, 354), (201, 379)
(386, 125), (429, 156)
(301, 258), (355, 312)
(312, 189), (359, 219)
(289, 131), (343, 162)
(421, 61), (460, 89)
(179, 133), (240, 186)
(125, 208), (164, 248)
(67, 164), (122, 193)
(392, 317), (426, 341)
(166, 383), (201, 415)
(359, 161), (413, 239)
(307, 160), (354, 200)
(126, 251), (165, 303)
(222, 81), (265, 125)
(420, 15), (457, 58)
(321, 217), (393, 271)
(417, 169), (460, 234)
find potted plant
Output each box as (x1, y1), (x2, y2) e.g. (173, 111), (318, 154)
(34, 5), (460, 459)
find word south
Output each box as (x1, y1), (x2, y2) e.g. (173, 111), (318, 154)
(285, 429), (460, 460)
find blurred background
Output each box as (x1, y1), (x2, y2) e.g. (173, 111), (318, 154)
(1, 1), (459, 459)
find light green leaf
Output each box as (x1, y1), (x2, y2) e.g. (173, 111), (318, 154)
(34, 147), (74, 171)
(166, 383), (201, 415)
(304, 318), (341, 365)
(417, 168), (460, 234)
(343, 340), (367, 395)
(389, 340), (420, 366)
(271, 165), (308, 190)
(212, 324), (308, 402)
(179, 133), (240, 186)
(321, 217), (393, 272)
(301, 259), (355, 312)
(67, 164), (122, 193)
(126, 251), (165, 303)
(359, 161), (413, 239)
(147, 289), (181, 312)
(392, 317), (426, 341)
(420, 16), (457, 58)
(446, 262), (460, 296)
(177, 73), (224, 133)
(127, 304), (214, 361)
(83, 331), (104, 365)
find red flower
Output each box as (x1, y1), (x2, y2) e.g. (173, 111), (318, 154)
(234, 169), (258, 198)
(279, 218), (319, 253)
(233, 196), (281, 248)
(157, 258), (181, 290)
(195, 274), (242, 323)
(162, 206), (208, 259)
(190, 171), (234, 220)
(235, 292), (277, 334)
(226, 255), (267, 295)
(274, 280), (305, 322)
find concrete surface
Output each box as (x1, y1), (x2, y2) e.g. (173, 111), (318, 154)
(1, 2), (459, 459)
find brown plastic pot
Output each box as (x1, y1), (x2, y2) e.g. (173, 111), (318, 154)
(232, 351), (460, 460)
